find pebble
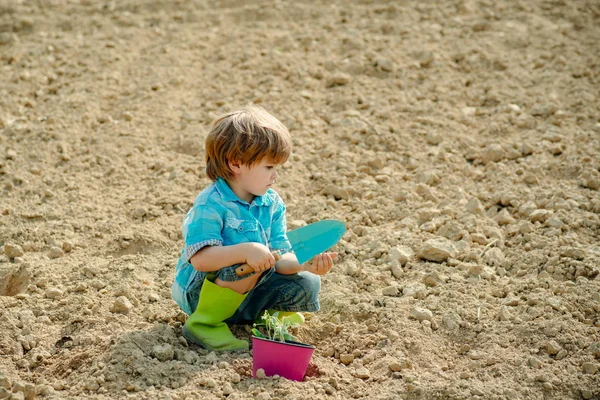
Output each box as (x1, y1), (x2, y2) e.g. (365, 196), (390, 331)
(322, 184), (349, 200)
(352, 367), (370, 379)
(528, 357), (542, 369)
(418, 238), (457, 262)
(589, 342), (600, 358)
(152, 344), (174, 362)
(325, 73), (351, 88)
(110, 296), (134, 314)
(4, 243), (24, 259)
(481, 144), (504, 164)
(389, 246), (413, 264)
(391, 262), (403, 279)
(403, 283), (426, 298)
(48, 246), (64, 259)
(495, 209), (515, 225)
(256, 392), (271, 400)
(147, 293), (160, 303)
(45, 287), (63, 299)
(382, 286), (399, 296)
(62, 241), (73, 253)
(376, 58), (394, 72)
(582, 389), (594, 399)
(546, 341), (561, 355)
(222, 382), (234, 396)
(410, 307), (433, 321)
(582, 362), (598, 374)
(502, 297), (519, 306)
(465, 197), (485, 217)
(443, 312), (461, 330)
(255, 368), (267, 379)
(340, 354), (354, 365)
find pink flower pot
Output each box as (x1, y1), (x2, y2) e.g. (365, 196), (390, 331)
(252, 336), (315, 381)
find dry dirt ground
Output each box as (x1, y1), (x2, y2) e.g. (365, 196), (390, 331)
(1, 0), (600, 399)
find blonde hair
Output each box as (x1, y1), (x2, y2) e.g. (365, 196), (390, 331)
(205, 105), (292, 181)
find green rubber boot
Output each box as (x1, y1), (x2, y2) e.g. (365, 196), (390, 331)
(182, 278), (248, 351)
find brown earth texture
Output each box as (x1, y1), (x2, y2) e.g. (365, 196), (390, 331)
(1, 0), (600, 399)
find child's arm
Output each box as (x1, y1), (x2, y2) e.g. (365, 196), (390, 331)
(190, 242), (276, 273)
(275, 252), (337, 275)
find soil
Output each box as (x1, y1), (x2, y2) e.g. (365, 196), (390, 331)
(1, 0), (600, 399)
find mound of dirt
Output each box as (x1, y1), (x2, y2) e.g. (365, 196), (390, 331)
(1, 0), (599, 399)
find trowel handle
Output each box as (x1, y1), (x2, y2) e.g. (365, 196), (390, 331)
(235, 250), (282, 277)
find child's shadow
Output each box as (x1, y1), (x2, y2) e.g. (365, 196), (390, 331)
(102, 323), (252, 393)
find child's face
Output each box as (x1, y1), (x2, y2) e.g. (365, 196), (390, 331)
(231, 158), (280, 202)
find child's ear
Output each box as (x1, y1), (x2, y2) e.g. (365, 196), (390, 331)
(229, 160), (242, 174)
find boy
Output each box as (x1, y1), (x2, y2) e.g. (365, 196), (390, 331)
(171, 105), (336, 351)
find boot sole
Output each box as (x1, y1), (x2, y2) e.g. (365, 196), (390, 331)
(182, 325), (248, 352)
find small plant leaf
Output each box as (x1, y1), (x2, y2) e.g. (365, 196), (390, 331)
(251, 328), (265, 338)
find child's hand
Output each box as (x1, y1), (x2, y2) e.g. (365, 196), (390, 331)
(306, 252), (337, 276)
(245, 243), (276, 272)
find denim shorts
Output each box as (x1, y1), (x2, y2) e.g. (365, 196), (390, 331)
(185, 270), (321, 325)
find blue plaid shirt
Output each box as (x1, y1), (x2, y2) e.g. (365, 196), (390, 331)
(171, 177), (292, 314)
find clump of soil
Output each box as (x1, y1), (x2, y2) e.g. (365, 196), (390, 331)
(1, 0), (599, 399)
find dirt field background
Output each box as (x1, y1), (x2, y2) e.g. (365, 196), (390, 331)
(1, 0), (600, 399)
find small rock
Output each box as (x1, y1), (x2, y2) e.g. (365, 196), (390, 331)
(62, 241), (73, 253)
(589, 342), (600, 359)
(465, 197), (485, 217)
(389, 246), (413, 265)
(325, 73), (351, 88)
(523, 173), (538, 184)
(376, 58), (394, 72)
(519, 221), (534, 234)
(256, 392), (271, 400)
(84, 379), (100, 392)
(353, 367), (370, 379)
(528, 357), (543, 369)
(545, 218), (563, 229)
(443, 312), (462, 330)
(581, 389), (594, 399)
(530, 209), (551, 222)
(222, 382), (234, 396)
(340, 354), (354, 365)
(495, 209), (515, 225)
(48, 246), (64, 259)
(255, 368), (267, 379)
(530, 103), (557, 117)
(391, 262), (403, 279)
(418, 238), (457, 262)
(410, 307), (433, 321)
(4, 243), (24, 259)
(502, 297), (519, 306)
(152, 344), (174, 362)
(481, 144), (504, 164)
(546, 341), (561, 355)
(110, 296), (134, 314)
(582, 362), (599, 374)
(322, 184), (349, 200)
(45, 287), (63, 299)
(147, 293), (160, 303)
(555, 349), (567, 360)
(389, 362), (402, 372)
(403, 283), (426, 298)
(382, 285), (399, 296)
(498, 305), (512, 321)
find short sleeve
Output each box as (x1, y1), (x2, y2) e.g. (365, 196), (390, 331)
(269, 201), (292, 253)
(182, 204), (223, 262)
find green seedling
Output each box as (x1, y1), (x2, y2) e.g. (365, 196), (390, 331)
(252, 311), (298, 343)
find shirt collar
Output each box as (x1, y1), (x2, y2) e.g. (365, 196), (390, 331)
(215, 177), (273, 207)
